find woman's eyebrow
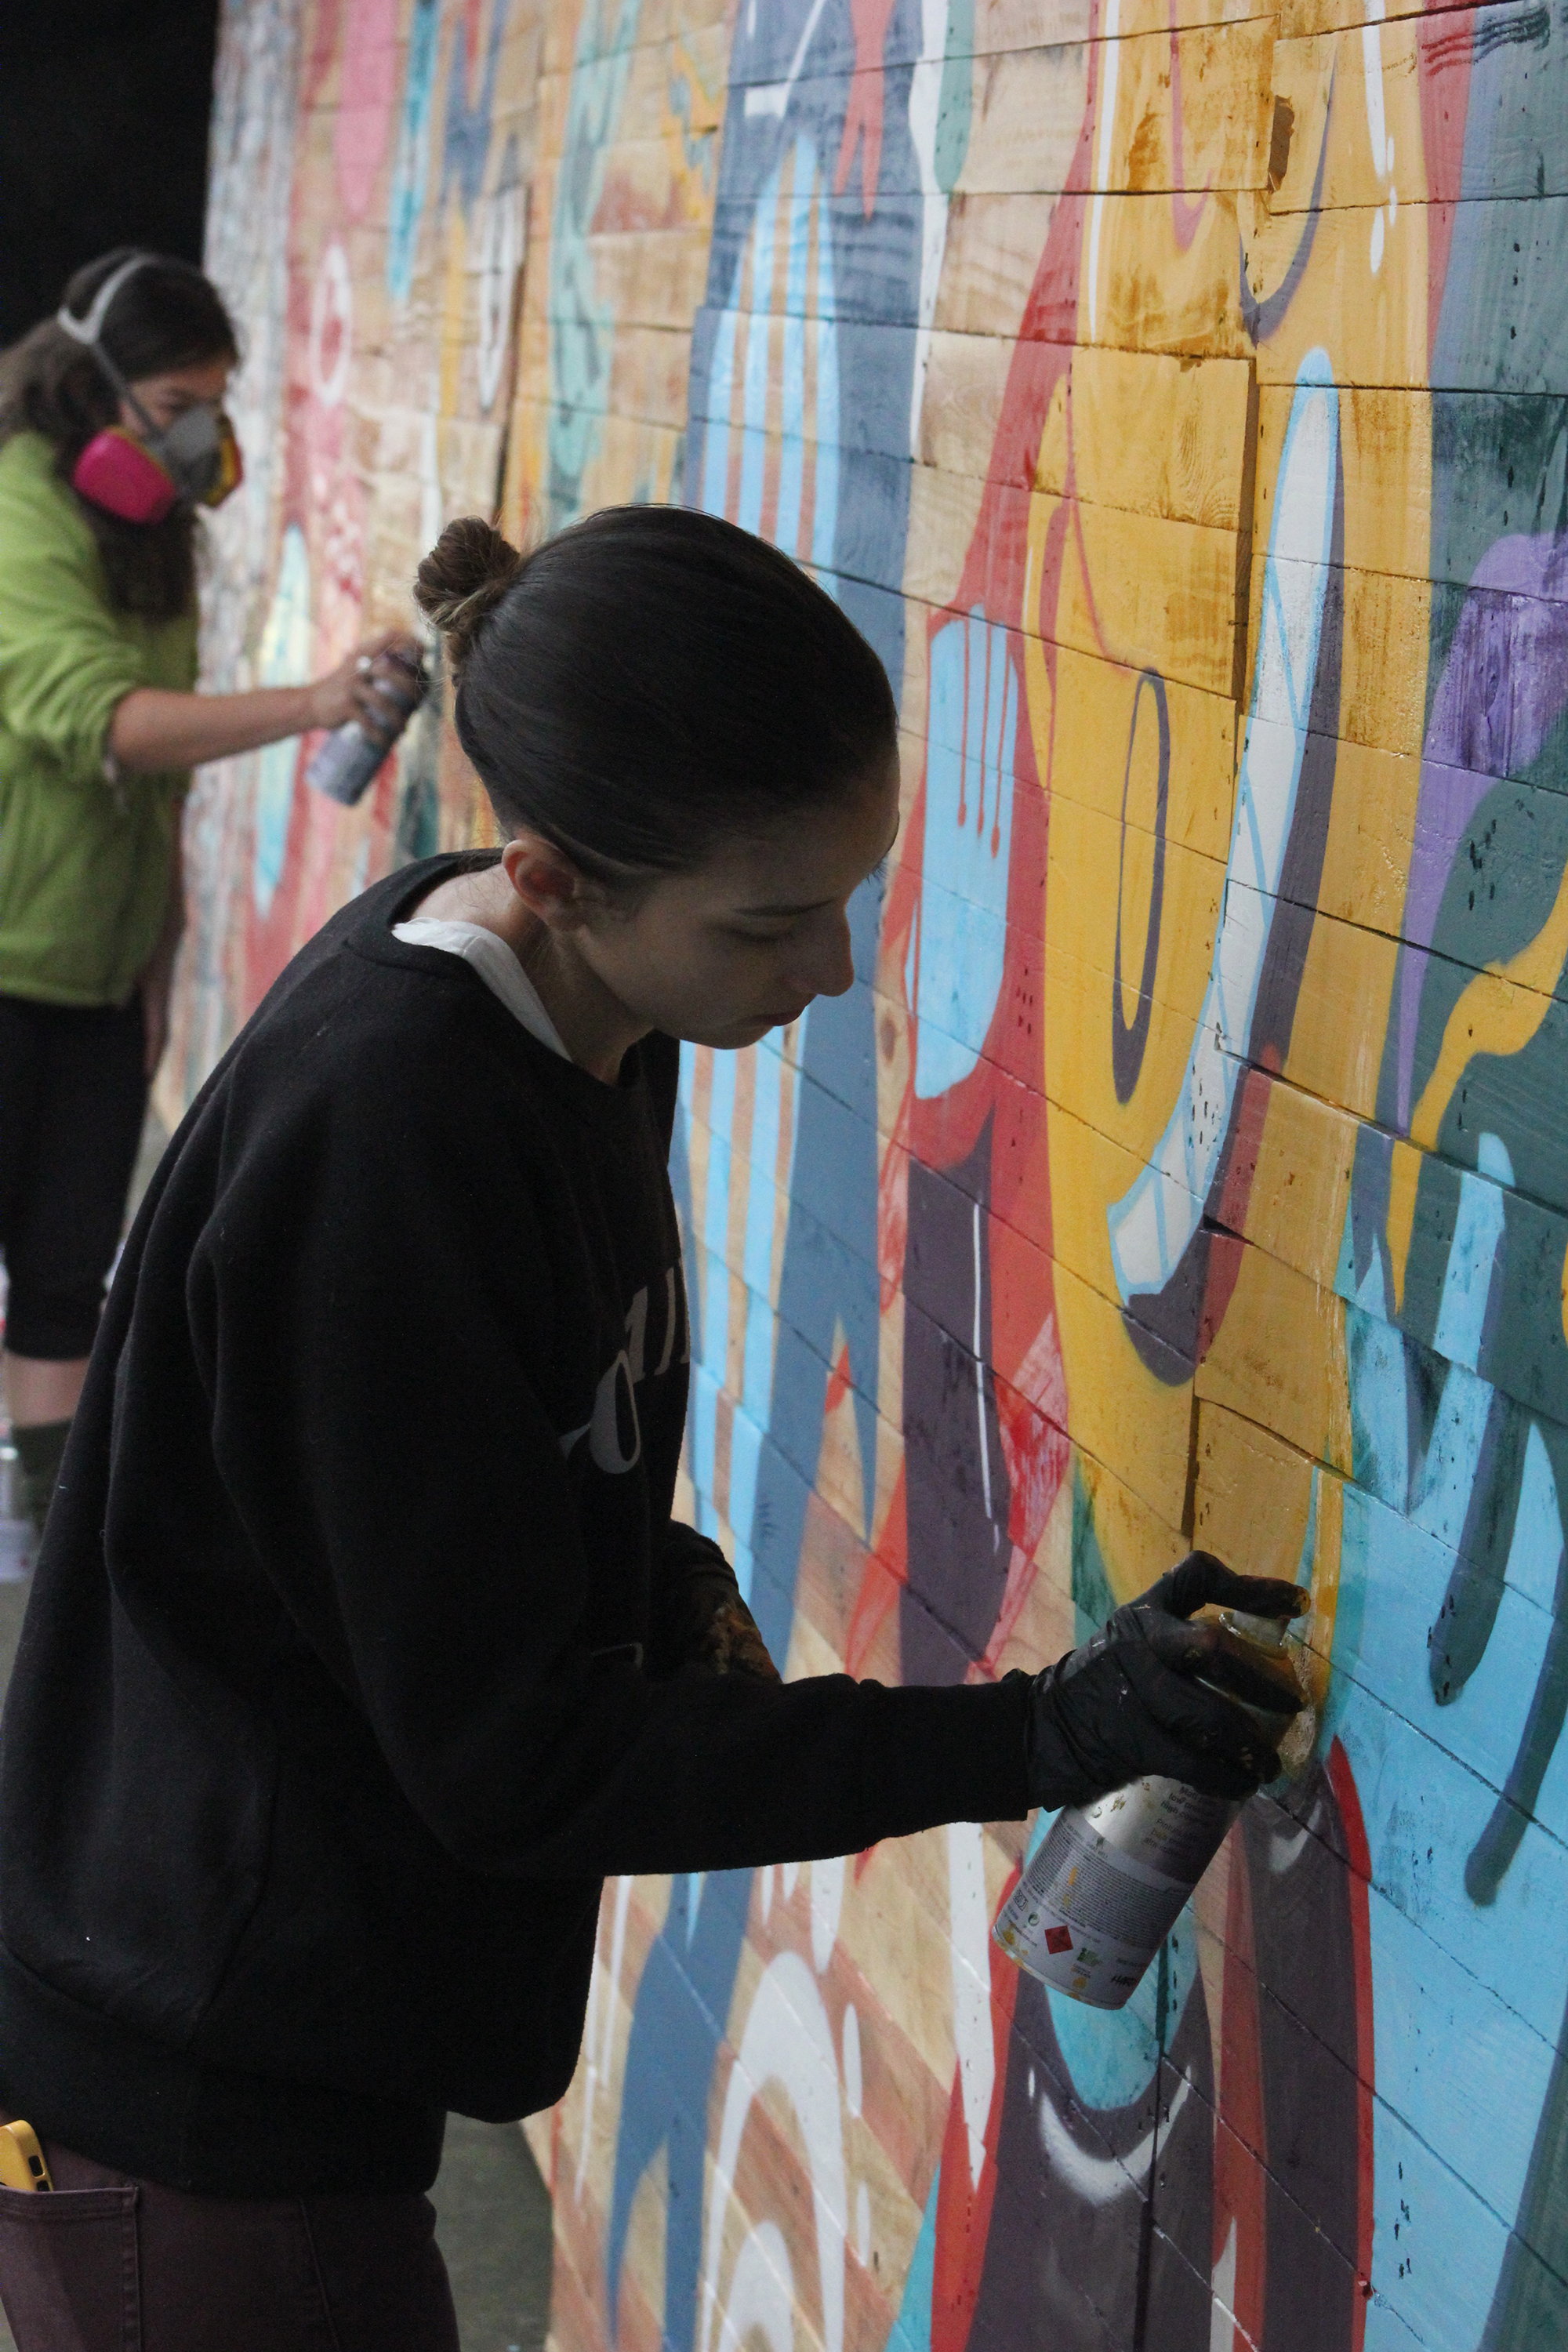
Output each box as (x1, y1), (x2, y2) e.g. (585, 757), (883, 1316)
(735, 818), (900, 917)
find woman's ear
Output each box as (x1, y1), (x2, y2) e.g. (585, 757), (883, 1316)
(500, 832), (601, 931)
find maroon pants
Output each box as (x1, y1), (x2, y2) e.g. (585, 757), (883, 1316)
(0, 2132), (459, 2352)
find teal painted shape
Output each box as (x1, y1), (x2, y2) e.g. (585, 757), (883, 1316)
(546, 0), (642, 527)
(911, 609), (1017, 1100)
(1069, 1459), (1116, 1645)
(1046, 1906), (1199, 2114)
(887, 2163), (938, 2352)
(387, 0), (439, 302)
(1338, 1112), (1568, 2335)
(1336, 1476), (1568, 2344)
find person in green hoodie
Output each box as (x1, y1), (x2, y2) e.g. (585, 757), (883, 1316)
(0, 249), (413, 1535)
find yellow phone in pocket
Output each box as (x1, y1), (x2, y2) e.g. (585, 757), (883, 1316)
(0, 2121), (53, 2192)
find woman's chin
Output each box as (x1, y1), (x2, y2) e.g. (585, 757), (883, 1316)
(691, 1008), (801, 1047)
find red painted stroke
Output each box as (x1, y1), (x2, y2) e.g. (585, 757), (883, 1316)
(336, 0), (401, 222)
(1416, 5), (1475, 365)
(847, 1461), (908, 1688)
(895, 95), (1098, 2352)
(930, 1867), (1025, 2352)
(1327, 1737), (1377, 2347)
(834, 0), (900, 218)
(1215, 1825), (1269, 2348)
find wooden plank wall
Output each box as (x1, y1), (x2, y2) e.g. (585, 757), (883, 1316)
(185, 3), (1568, 2349)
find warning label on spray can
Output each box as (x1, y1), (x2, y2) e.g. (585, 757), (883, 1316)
(992, 1777), (1239, 2009)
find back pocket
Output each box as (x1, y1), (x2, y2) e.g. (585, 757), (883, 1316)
(0, 2180), (140, 2352)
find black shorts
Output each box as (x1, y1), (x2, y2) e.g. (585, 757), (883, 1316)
(0, 995), (147, 1359)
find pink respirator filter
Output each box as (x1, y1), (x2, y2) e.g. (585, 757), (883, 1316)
(71, 427), (180, 525)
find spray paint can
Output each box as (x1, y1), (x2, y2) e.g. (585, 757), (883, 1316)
(993, 1610), (1307, 2010)
(306, 647), (428, 808)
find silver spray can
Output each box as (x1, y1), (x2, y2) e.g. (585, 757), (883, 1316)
(993, 1610), (1307, 2009)
(306, 648), (428, 808)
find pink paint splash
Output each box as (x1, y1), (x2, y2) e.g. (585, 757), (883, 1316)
(336, 0), (401, 223)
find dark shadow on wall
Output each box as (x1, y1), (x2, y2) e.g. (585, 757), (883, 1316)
(0, 0), (220, 346)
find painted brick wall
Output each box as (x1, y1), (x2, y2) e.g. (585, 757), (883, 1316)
(185, 5), (1568, 2347)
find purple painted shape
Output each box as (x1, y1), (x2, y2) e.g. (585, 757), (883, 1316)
(1396, 532), (1568, 1128)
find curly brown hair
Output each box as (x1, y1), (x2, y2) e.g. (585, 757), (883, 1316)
(0, 249), (238, 622)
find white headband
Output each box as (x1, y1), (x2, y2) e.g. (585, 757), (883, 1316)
(56, 255), (153, 361)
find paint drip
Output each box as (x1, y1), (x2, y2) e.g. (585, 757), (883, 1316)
(993, 1610), (1308, 2009)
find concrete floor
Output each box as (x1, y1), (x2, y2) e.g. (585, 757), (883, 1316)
(0, 1570), (554, 2350)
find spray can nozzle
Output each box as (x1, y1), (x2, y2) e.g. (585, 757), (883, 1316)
(1195, 1610), (1305, 1730)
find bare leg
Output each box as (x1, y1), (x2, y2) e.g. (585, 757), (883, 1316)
(3, 1356), (88, 1537)
(3, 1352), (89, 1428)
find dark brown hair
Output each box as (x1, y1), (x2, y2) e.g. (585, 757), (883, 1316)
(414, 506), (898, 883)
(0, 248), (238, 622)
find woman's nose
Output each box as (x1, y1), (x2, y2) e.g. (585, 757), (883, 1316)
(791, 909), (855, 1002)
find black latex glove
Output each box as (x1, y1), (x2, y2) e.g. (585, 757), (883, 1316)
(652, 1537), (781, 1682)
(1025, 1552), (1308, 1809)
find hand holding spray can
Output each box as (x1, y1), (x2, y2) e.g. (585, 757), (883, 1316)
(306, 645), (429, 808)
(995, 1584), (1311, 2010)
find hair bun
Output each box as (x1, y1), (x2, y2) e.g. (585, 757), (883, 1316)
(414, 516), (523, 672)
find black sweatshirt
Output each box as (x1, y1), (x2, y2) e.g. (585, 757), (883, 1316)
(0, 854), (1032, 2195)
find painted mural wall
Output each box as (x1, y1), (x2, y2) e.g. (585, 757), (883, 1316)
(187, 2), (1568, 2347)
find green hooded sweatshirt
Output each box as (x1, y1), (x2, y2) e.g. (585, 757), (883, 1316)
(0, 431), (197, 1007)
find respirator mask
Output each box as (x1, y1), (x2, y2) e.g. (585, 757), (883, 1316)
(56, 256), (242, 525)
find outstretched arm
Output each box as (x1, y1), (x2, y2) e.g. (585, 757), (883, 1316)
(107, 630), (419, 772)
